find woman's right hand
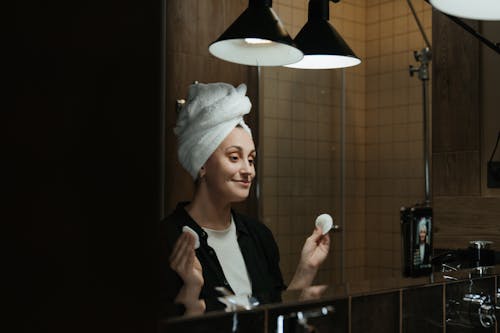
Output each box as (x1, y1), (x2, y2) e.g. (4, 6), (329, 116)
(169, 231), (205, 315)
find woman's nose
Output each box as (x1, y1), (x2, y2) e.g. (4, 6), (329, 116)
(240, 160), (254, 175)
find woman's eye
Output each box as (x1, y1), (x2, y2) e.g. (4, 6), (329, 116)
(229, 155), (239, 161)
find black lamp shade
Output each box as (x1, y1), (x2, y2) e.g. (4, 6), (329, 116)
(209, 1), (303, 66)
(286, 0), (361, 69)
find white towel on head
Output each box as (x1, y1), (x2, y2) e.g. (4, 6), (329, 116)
(174, 82), (252, 180)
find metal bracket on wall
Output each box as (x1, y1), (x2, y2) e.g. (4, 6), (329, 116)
(175, 99), (185, 114)
(176, 81), (199, 113)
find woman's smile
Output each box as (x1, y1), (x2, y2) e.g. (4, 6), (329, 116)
(232, 179), (252, 187)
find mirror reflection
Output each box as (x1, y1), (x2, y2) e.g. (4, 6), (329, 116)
(164, 0), (500, 320)
(161, 82), (331, 317)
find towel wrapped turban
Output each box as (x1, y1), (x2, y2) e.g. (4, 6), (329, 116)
(174, 82), (252, 180)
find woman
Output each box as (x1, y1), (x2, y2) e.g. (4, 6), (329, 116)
(414, 218), (431, 267)
(161, 82), (330, 317)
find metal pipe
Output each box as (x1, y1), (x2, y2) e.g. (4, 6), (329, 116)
(407, 1), (434, 206)
(340, 69), (346, 283)
(409, 46), (432, 206)
(422, 75), (431, 205)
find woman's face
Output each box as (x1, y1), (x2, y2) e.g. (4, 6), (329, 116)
(202, 127), (256, 203)
(419, 228), (427, 243)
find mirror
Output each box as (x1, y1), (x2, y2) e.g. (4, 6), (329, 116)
(257, 0), (434, 289)
(164, 0), (500, 319)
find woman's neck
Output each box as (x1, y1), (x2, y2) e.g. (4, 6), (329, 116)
(186, 188), (231, 230)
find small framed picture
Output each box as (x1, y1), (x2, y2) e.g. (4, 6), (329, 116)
(401, 206), (432, 277)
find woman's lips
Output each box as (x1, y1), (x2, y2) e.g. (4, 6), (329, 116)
(233, 179), (252, 187)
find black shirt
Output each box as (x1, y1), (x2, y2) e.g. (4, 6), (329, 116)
(159, 202), (285, 318)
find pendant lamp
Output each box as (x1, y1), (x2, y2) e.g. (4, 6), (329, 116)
(286, 0), (361, 69)
(208, 0), (303, 67)
(430, 0), (500, 21)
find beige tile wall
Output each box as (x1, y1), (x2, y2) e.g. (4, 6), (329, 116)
(260, 0), (366, 286)
(259, 0), (432, 285)
(364, 0), (431, 280)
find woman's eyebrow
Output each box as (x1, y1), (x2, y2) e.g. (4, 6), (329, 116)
(225, 145), (243, 152)
(225, 146), (256, 155)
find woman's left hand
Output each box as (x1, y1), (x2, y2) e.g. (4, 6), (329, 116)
(300, 227), (330, 270)
(288, 227), (330, 290)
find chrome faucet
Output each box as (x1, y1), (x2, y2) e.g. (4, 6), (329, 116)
(462, 293), (497, 328)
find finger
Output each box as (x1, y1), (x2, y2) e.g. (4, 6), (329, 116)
(183, 246), (195, 273)
(171, 246), (192, 274)
(324, 233), (330, 243)
(320, 233), (331, 248)
(316, 234), (330, 254)
(170, 233), (192, 270)
(308, 227), (325, 245)
(169, 232), (188, 262)
(193, 256), (202, 271)
(172, 231), (197, 259)
(313, 226), (324, 238)
(184, 231), (197, 248)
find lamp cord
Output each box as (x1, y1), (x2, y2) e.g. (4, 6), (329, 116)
(422, 0), (500, 55)
(488, 131), (500, 162)
(407, 0), (432, 50)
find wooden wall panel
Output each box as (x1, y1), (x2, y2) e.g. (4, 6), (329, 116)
(432, 11), (500, 250)
(432, 11), (480, 196)
(432, 151), (480, 196)
(433, 197), (500, 249)
(167, 0), (198, 54)
(432, 14), (479, 154)
(480, 21), (500, 197)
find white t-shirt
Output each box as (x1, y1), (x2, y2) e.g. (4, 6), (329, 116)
(202, 216), (252, 296)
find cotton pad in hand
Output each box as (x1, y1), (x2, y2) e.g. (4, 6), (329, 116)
(315, 214), (333, 235)
(182, 226), (200, 249)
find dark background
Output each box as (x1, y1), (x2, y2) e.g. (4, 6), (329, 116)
(10, 1), (164, 332)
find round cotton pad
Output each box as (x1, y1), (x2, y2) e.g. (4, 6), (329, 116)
(315, 214), (333, 235)
(182, 226), (200, 249)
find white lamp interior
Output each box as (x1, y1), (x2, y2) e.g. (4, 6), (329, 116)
(430, 0), (500, 21)
(209, 39), (304, 67)
(285, 54), (361, 69)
